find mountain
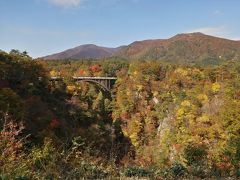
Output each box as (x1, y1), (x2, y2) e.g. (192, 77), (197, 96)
(43, 44), (125, 60)
(117, 33), (240, 64)
(43, 33), (240, 65)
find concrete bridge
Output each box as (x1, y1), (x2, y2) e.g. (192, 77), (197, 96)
(50, 76), (117, 92)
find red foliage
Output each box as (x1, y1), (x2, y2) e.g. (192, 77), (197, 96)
(216, 162), (232, 171)
(50, 118), (60, 129)
(89, 64), (101, 73)
(0, 120), (24, 159)
(77, 69), (86, 76)
(173, 143), (182, 152)
(215, 155), (232, 172)
(0, 80), (9, 88)
(120, 112), (130, 121)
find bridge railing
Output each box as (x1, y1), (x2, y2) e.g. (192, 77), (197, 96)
(73, 76), (117, 80)
(49, 76), (117, 92)
(50, 76), (117, 80)
(50, 76), (63, 80)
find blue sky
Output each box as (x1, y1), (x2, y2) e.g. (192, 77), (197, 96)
(0, 0), (240, 57)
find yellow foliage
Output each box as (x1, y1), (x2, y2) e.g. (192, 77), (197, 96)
(136, 84), (143, 91)
(197, 94), (209, 103)
(129, 133), (139, 147)
(186, 113), (195, 121)
(126, 89), (131, 96)
(127, 116), (144, 147)
(176, 108), (185, 119)
(122, 129), (128, 137)
(181, 100), (191, 107)
(66, 85), (76, 94)
(198, 114), (210, 123)
(212, 82), (221, 93)
(133, 71), (138, 75)
(192, 68), (201, 74)
(175, 68), (188, 76)
(153, 91), (158, 97)
(50, 70), (58, 77)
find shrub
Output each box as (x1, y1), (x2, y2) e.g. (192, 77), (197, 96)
(170, 162), (186, 177)
(0, 115), (29, 179)
(123, 166), (152, 177)
(184, 143), (208, 165)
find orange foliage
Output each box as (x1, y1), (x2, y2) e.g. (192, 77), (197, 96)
(77, 69), (86, 76)
(120, 112), (131, 121)
(90, 64), (101, 73)
(0, 120), (24, 159)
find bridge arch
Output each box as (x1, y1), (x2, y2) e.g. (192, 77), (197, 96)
(75, 79), (111, 94)
(50, 76), (117, 96)
(73, 76), (116, 93)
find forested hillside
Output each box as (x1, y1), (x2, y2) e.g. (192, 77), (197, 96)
(42, 33), (240, 66)
(43, 44), (125, 60)
(0, 50), (240, 179)
(118, 33), (240, 65)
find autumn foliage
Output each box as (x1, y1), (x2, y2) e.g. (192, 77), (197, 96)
(1, 51), (240, 179)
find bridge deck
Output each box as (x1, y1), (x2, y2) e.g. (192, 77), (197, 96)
(50, 76), (117, 92)
(50, 76), (117, 80)
(73, 76), (117, 80)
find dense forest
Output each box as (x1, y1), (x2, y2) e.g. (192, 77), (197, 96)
(0, 50), (240, 179)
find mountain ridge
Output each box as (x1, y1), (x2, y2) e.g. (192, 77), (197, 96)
(117, 32), (240, 64)
(42, 33), (240, 64)
(43, 44), (126, 60)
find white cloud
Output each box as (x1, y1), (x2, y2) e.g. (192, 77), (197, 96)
(186, 26), (240, 41)
(231, 37), (240, 41)
(187, 26), (227, 37)
(47, 0), (84, 8)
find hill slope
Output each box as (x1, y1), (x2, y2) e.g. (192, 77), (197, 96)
(43, 44), (124, 60)
(118, 33), (240, 64)
(43, 33), (240, 64)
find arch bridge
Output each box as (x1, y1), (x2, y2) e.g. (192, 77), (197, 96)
(50, 76), (117, 92)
